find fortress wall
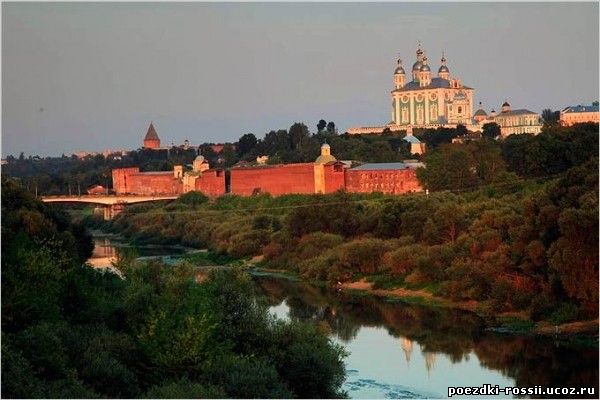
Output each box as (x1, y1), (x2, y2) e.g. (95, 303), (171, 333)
(323, 164), (346, 193)
(112, 167), (140, 195)
(230, 164), (316, 196)
(126, 173), (183, 196)
(195, 169), (226, 197)
(345, 168), (422, 195)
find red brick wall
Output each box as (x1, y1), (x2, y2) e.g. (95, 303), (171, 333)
(112, 168), (139, 194)
(230, 164), (316, 196)
(195, 169), (226, 197)
(127, 173), (182, 196)
(323, 164), (346, 193)
(345, 168), (422, 195)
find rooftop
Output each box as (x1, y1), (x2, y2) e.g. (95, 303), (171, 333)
(497, 109), (538, 116)
(561, 105), (599, 113)
(144, 123), (160, 141)
(392, 77), (473, 93)
(403, 135), (422, 144)
(136, 171), (173, 175)
(351, 162), (415, 171)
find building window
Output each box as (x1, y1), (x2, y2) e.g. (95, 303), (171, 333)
(458, 106), (462, 114)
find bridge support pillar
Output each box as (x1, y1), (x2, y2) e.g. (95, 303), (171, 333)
(103, 203), (126, 220)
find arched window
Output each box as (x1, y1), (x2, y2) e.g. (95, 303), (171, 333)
(417, 105), (424, 122)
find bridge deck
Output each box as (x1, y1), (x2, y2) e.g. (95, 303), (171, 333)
(41, 195), (179, 205)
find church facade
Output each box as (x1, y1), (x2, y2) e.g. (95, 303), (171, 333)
(348, 44), (477, 135)
(348, 43), (542, 138)
(390, 46), (474, 128)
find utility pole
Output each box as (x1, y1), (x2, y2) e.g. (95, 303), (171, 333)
(78, 183), (81, 197)
(35, 184), (38, 198)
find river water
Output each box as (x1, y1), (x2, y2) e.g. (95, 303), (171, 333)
(89, 235), (598, 399)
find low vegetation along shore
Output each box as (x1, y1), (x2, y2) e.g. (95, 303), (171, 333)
(2, 178), (347, 398)
(88, 149), (598, 339)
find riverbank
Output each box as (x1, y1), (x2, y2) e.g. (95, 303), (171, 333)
(246, 266), (598, 343)
(87, 225), (598, 344)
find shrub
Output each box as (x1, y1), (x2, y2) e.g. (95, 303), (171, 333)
(176, 191), (209, 206)
(548, 303), (580, 325)
(382, 244), (426, 276)
(227, 230), (271, 258)
(335, 238), (393, 275)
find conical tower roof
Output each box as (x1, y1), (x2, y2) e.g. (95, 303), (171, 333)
(144, 122), (160, 141)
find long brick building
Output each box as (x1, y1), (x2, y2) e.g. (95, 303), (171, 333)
(112, 144), (422, 197)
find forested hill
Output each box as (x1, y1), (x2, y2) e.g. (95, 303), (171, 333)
(1, 177), (347, 398)
(105, 123), (599, 326)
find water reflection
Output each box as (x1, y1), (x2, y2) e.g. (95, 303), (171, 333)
(91, 235), (188, 257)
(255, 276), (598, 399)
(92, 236), (119, 258)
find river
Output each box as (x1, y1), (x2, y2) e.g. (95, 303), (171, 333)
(89, 235), (598, 399)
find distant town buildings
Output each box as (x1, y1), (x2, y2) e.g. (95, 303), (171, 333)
(476, 101), (543, 137)
(560, 104), (600, 127)
(72, 149), (128, 159)
(347, 43), (543, 138)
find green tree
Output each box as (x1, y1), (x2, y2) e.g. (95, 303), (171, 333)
(289, 122), (310, 150)
(237, 133), (257, 158)
(317, 119), (327, 132)
(541, 108), (560, 124)
(416, 144), (477, 190)
(482, 122), (501, 139)
(326, 121), (336, 134)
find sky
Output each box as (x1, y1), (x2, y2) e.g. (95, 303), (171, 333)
(2, 2), (599, 157)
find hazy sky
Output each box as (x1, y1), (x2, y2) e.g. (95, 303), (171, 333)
(2, 2), (598, 157)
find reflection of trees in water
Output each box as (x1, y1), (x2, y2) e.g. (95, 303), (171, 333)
(475, 336), (599, 394)
(254, 276), (598, 393)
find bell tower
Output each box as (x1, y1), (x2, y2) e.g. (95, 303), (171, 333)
(394, 58), (406, 89)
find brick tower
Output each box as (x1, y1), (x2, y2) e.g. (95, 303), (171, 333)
(143, 122), (161, 149)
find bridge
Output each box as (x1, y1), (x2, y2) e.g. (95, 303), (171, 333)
(41, 194), (179, 219)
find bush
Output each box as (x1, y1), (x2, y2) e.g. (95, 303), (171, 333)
(335, 238), (393, 275)
(548, 303), (580, 325)
(227, 230), (271, 258)
(382, 244), (426, 276)
(176, 191), (209, 206)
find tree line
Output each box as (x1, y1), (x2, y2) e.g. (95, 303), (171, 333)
(1, 177), (347, 398)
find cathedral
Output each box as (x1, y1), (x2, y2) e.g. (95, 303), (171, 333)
(390, 44), (474, 128)
(347, 43), (542, 137)
(348, 43), (477, 134)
